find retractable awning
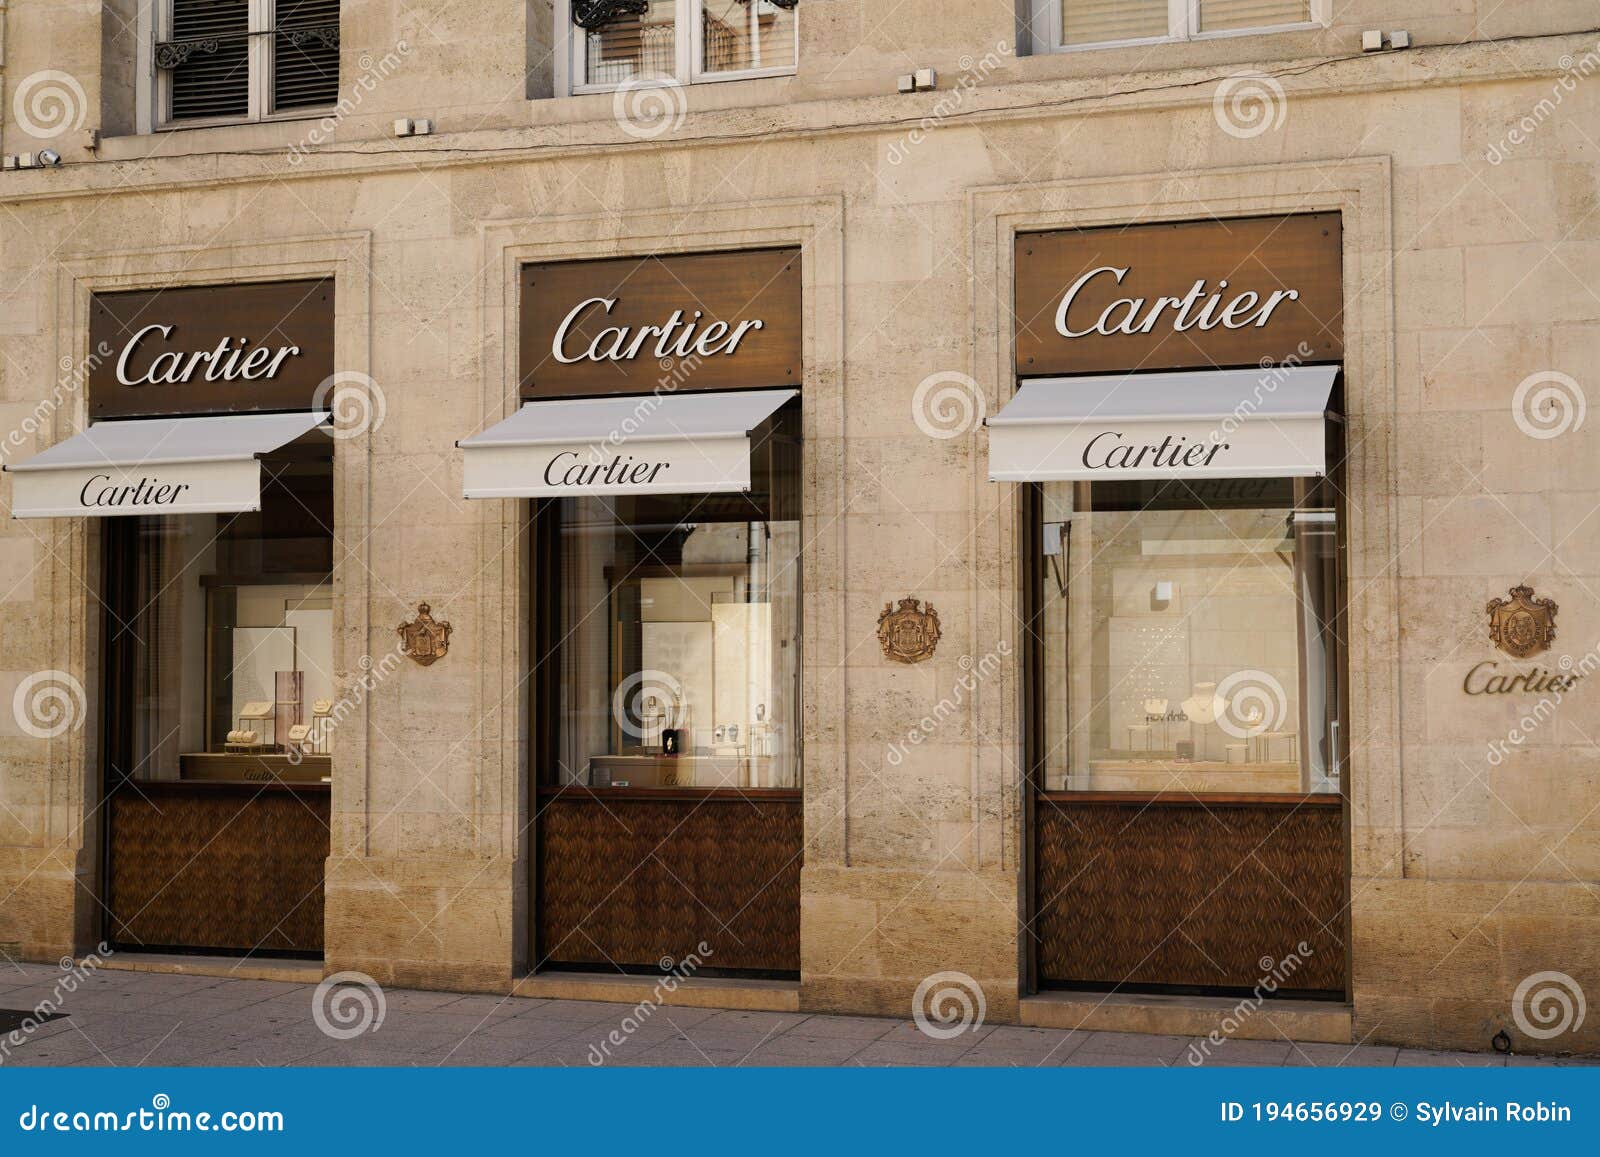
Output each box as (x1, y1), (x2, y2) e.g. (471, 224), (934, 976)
(2, 411), (329, 519)
(460, 388), (797, 499)
(986, 366), (1338, 482)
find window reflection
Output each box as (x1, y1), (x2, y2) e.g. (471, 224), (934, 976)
(1038, 476), (1341, 795)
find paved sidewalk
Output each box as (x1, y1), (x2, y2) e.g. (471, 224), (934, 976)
(1, 962), (1590, 1068)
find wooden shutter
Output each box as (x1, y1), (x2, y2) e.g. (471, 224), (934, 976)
(1059, 0), (1169, 46)
(273, 0), (341, 111)
(1197, 0), (1310, 33)
(165, 0), (251, 121)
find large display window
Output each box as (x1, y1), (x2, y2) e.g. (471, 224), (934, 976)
(104, 435), (335, 786)
(537, 401), (801, 792)
(1034, 473), (1343, 796)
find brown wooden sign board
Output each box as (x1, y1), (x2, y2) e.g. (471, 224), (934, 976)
(520, 248), (802, 400)
(1015, 213), (1343, 376)
(89, 279), (335, 419)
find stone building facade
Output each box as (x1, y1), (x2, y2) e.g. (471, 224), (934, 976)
(0, 1), (1597, 1056)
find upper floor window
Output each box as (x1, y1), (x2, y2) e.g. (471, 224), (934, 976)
(1041, 0), (1317, 51)
(154, 0), (340, 126)
(566, 0), (798, 91)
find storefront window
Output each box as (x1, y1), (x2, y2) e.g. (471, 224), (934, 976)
(1035, 474), (1342, 795)
(104, 437), (335, 786)
(539, 404), (801, 790)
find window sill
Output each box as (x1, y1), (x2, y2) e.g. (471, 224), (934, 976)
(1051, 21), (1323, 54)
(569, 67), (797, 97)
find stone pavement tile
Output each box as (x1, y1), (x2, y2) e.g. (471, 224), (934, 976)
(1395, 1049), (1505, 1067)
(187, 1033), (335, 1067)
(1185, 1038), (1294, 1065)
(785, 1015), (897, 1040)
(1060, 1052), (1173, 1067)
(1282, 1042), (1400, 1067)
(140, 992), (283, 1018)
(874, 1021), (995, 1046)
(962, 1025), (1084, 1063)
(517, 999), (645, 1025)
(378, 988), (492, 1013)
(2, 1035), (120, 1067)
(746, 1034), (872, 1063)
(421, 994), (528, 1019)
(35, 1012), (189, 1051)
(1507, 1054), (1594, 1066)
(1070, 1031), (1191, 1060)
(630, 1040), (761, 1067)
(695, 1009), (811, 1035)
(463, 1012), (589, 1041)
(850, 1041), (977, 1067)
(42, 989), (155, 1013)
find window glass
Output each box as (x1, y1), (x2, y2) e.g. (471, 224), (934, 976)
(106, 438), (335, 785)
(582, 0), (678, 86)
(700, 0), (797, 75)
(1037, 476), (1340, 795)
(1198, 0), (1310, 33)
(1059, 0), (1168, 46)
(544, 405), (801, 790)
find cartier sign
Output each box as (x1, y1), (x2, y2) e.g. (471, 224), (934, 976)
(520, 248), (802, 399)
(1015, 213), (1343, 375)
(90, 279), (335, 419)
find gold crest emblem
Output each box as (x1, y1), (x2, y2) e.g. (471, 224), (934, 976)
(397, 602), (452, 666)
(877, 597), (942, 664)
(1486, 585), (1557, 659)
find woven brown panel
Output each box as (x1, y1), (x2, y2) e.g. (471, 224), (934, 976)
(538, 793), (802, 973)
(1036, 799), (1346, 993)
(107, 787), (329, 954)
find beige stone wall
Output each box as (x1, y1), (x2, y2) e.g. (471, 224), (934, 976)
(0, 2), (1597, 1053)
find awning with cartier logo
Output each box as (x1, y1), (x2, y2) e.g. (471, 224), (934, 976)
(986, 366), (1339, 483)
(459, 388), (797, 500)
(2, 410), (329, 519)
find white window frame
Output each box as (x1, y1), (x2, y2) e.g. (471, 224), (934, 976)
(142, 0), (338, 131)
(1031, 0), (1328, 54)
(556, 0), (798, 97)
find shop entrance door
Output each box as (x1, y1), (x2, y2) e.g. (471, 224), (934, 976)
(1027, 476), (1348, 997)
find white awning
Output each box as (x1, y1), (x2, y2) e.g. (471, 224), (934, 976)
(3, 411), (328, 519)
(987, 366), (1338, 482)
(460, 389), (797, 499)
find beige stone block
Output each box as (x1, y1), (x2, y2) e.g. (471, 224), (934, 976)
(1419, 494), (1551, 575)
